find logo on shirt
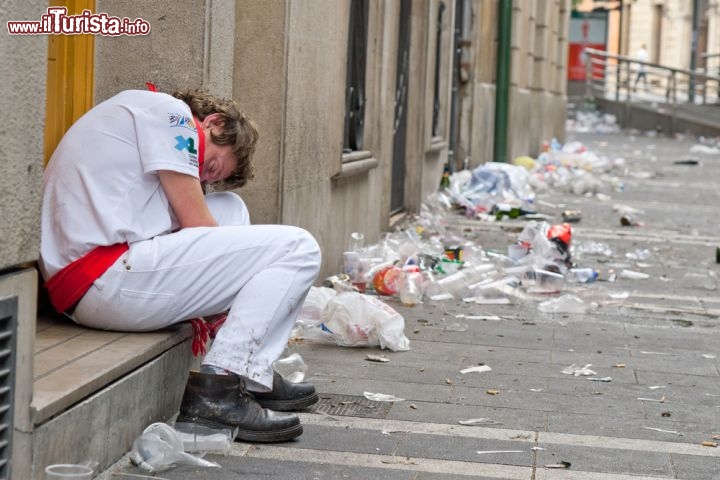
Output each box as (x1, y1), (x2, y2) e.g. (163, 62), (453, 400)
(174, 136), (197, 154)
(168, 113), (196, 131)
(174, 135), (199, 168)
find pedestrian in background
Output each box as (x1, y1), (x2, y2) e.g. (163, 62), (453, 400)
(634, 44), (649, 92)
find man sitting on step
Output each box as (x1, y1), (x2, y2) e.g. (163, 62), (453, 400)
(39, 86), (321, 442)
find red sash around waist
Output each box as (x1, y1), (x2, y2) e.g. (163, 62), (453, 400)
(45, 243), (129, 313)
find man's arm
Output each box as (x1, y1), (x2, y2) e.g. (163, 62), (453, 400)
(158, 170), (218, 228)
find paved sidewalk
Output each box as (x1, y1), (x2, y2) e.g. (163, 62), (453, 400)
(104, 130), (720, 479)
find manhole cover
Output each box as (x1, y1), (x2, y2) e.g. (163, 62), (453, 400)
(310, 393), (392, 419)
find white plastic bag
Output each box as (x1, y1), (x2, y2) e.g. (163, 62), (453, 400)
(292, 287), (339, 345)
(297, 286), (337, 324)
(321, 292), (410, 351)
(129, 423), (220, 473)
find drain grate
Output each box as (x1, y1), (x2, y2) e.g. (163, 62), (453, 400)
(310, 393), (392, 419)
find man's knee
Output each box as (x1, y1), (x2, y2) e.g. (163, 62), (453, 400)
(291, 228), (321, 273)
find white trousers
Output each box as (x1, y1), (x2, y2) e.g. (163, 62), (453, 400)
(72, 192), (321, 390)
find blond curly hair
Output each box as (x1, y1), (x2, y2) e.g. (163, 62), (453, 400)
(172, 89), (258, 189)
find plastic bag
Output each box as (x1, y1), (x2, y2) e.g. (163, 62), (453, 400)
(129, 423), (221, 472)
(298, 287), (337, 323)
(321, 292), (410, 351)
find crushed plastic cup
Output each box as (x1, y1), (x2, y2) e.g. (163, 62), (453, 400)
(363, 391), (405, 402)
(538, 294), (595, 314)
(130, 422), (220, 472)
(681, 271), (717, 290)
(342, 251), (360, 281)
(562, 363), (597, 376)
(174, 422), (236, 454)
(507, 243), (528, 262)
(618, 269), (650, 280)
(45, 464), (94, 480)
(573, 240), (613, 258)
(272, 353), (307, 383)
(524, 268), (564, 293)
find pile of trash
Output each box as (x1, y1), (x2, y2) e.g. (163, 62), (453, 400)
(292, 216), (627, 349)
(291, 138), (661, 350)
(437, 138), (627, 220)
(566, 110), (621, 134)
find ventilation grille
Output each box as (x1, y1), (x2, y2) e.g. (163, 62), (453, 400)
(0, 297), (18, 480)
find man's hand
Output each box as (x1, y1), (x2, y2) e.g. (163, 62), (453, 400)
(158, 170), (218, 228)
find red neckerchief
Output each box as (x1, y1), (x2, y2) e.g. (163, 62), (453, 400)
(194, 116), (205, 175)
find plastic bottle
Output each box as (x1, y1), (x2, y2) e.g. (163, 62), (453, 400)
(439, 165), (451, 189)
(398, 271), (423, 306)
(567, 267), (598, 283)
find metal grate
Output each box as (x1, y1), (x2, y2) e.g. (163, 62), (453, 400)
(310, 393), (392, 419)
(0, 297), (17, 480)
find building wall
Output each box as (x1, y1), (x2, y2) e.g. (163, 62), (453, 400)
(0, 1), (47, 271)
(625, 0), (694, 70)
(0, 2), (47, 478)
(459, 0), (568, 168)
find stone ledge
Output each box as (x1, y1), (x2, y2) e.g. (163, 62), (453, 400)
(25, 336), (193, 480)
(32, 315), (192, 425)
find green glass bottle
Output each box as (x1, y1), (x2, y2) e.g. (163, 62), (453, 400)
(439, 166), (450, 189)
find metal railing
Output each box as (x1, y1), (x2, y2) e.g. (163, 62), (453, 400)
(584, 48), (720, 106)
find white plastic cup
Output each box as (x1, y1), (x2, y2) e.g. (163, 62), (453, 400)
(45, 464), (93, 480)
(507, 243), (528, 262)
(273, 353), (307, 383)
(342, 251), (360, 281)
(348, 232), (365, 252)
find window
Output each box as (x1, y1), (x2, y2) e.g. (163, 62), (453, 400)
(343, 0), (369, 153)
(431, 1), (446, 137)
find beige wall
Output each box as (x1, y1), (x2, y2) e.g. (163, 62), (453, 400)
(232, 0), (287, 225)
(508, 0), (568, 159)
(94, 1), (205, 101)
(0, 3), (46, 477)
(625, 0), (698, 70)
(0, 1), (47, 271)
(461, 0), (567, 166)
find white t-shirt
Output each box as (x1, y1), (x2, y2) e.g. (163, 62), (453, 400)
(40, 90), (201, 280)
(637, 48), (648, 71)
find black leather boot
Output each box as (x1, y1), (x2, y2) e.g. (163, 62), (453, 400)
(177, 371), (302, 443)
(251, 371), (319, 411)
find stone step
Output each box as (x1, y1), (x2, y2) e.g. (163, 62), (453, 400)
(19, 314), (195, 479)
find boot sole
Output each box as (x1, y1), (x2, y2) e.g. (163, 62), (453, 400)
(176, 414), (303, 443)
(255, 392), (319, 412)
